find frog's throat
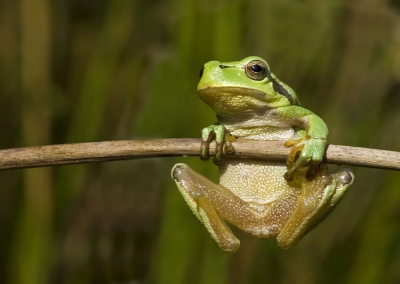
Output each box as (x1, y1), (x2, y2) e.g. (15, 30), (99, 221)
(198, 86), (285, 116)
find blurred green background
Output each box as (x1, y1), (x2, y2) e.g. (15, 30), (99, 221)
(1, 0), (400, 283)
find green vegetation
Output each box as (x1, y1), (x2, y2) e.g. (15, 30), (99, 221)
(0, 0), (399, 283)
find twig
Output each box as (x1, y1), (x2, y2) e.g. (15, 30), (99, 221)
(0, 139), (399, 171)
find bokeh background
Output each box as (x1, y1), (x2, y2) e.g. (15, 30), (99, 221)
(1, 0), (400, 283)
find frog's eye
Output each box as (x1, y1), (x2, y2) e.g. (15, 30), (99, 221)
(199, 67), (204, 78)
(245, 60), (269, 81)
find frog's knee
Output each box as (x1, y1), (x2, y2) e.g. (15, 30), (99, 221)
(171, 163), (191, 180)
(330, 169), (354, 206)
(172, 163), (204, 198)
(333, 169), (354, 188)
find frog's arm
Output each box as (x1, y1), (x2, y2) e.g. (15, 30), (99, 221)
(275, 106), (329, 181)
(277, 105), (328, 139)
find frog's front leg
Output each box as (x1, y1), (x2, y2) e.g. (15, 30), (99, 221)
(277, 165), (354, 249)
(171, 163), (247, 252)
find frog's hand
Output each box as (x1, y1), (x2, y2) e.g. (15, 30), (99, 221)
(284, 137), (327, 181)
(171, 163), (242, 252)
(201, 124), (233, 165)
(277, 106), (329, 181)
(277, 166), (354, 249)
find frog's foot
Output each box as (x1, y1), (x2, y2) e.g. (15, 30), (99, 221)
(171, 163), (240, 252)
(277, 166), (354, 249)
(200, 124), (234, 166)
(284, 136), (327, 181)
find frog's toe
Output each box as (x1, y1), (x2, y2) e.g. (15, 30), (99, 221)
(284, 170), (294, 181)
(200, 139), (211, 161)
(212, 140), (224, 165)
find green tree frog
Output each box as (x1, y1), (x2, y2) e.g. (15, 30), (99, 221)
(171, 56), (354, 252)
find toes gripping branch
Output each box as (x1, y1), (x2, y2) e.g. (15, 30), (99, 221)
(200, 124), (234, 165)
(284, 136), (327, 182)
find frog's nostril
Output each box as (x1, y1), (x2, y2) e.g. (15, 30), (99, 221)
(219, 65), (229, 69)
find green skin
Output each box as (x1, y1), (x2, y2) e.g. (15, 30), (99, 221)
(172, 56), (354, 252)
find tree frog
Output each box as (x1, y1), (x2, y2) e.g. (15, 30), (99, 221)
(171, 56), (354, 252)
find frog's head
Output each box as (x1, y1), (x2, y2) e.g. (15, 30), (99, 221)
(197, 56), (300, 117)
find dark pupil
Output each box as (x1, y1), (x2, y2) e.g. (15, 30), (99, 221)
(251, 64), (263, 73)
(199, 67), (204, 78)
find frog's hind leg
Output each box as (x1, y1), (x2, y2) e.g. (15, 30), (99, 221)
(277, 165), (354, 249)
(172, 163), (248, 252)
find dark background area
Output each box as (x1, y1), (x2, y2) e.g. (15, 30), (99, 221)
(0, 0), (400, 283)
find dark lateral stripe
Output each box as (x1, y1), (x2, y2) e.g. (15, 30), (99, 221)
(267, 74), (294, 105)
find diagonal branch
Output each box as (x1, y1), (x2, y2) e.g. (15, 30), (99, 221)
(0, 139), (399, 171)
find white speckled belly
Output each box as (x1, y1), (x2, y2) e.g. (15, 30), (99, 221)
(219, 159), (292, 204)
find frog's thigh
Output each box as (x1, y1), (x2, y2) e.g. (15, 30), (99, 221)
(172, 163), (249, 252)
(277, 168), (353, 249)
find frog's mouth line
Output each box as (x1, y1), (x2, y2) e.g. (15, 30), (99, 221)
(198, 86), (267, 101)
